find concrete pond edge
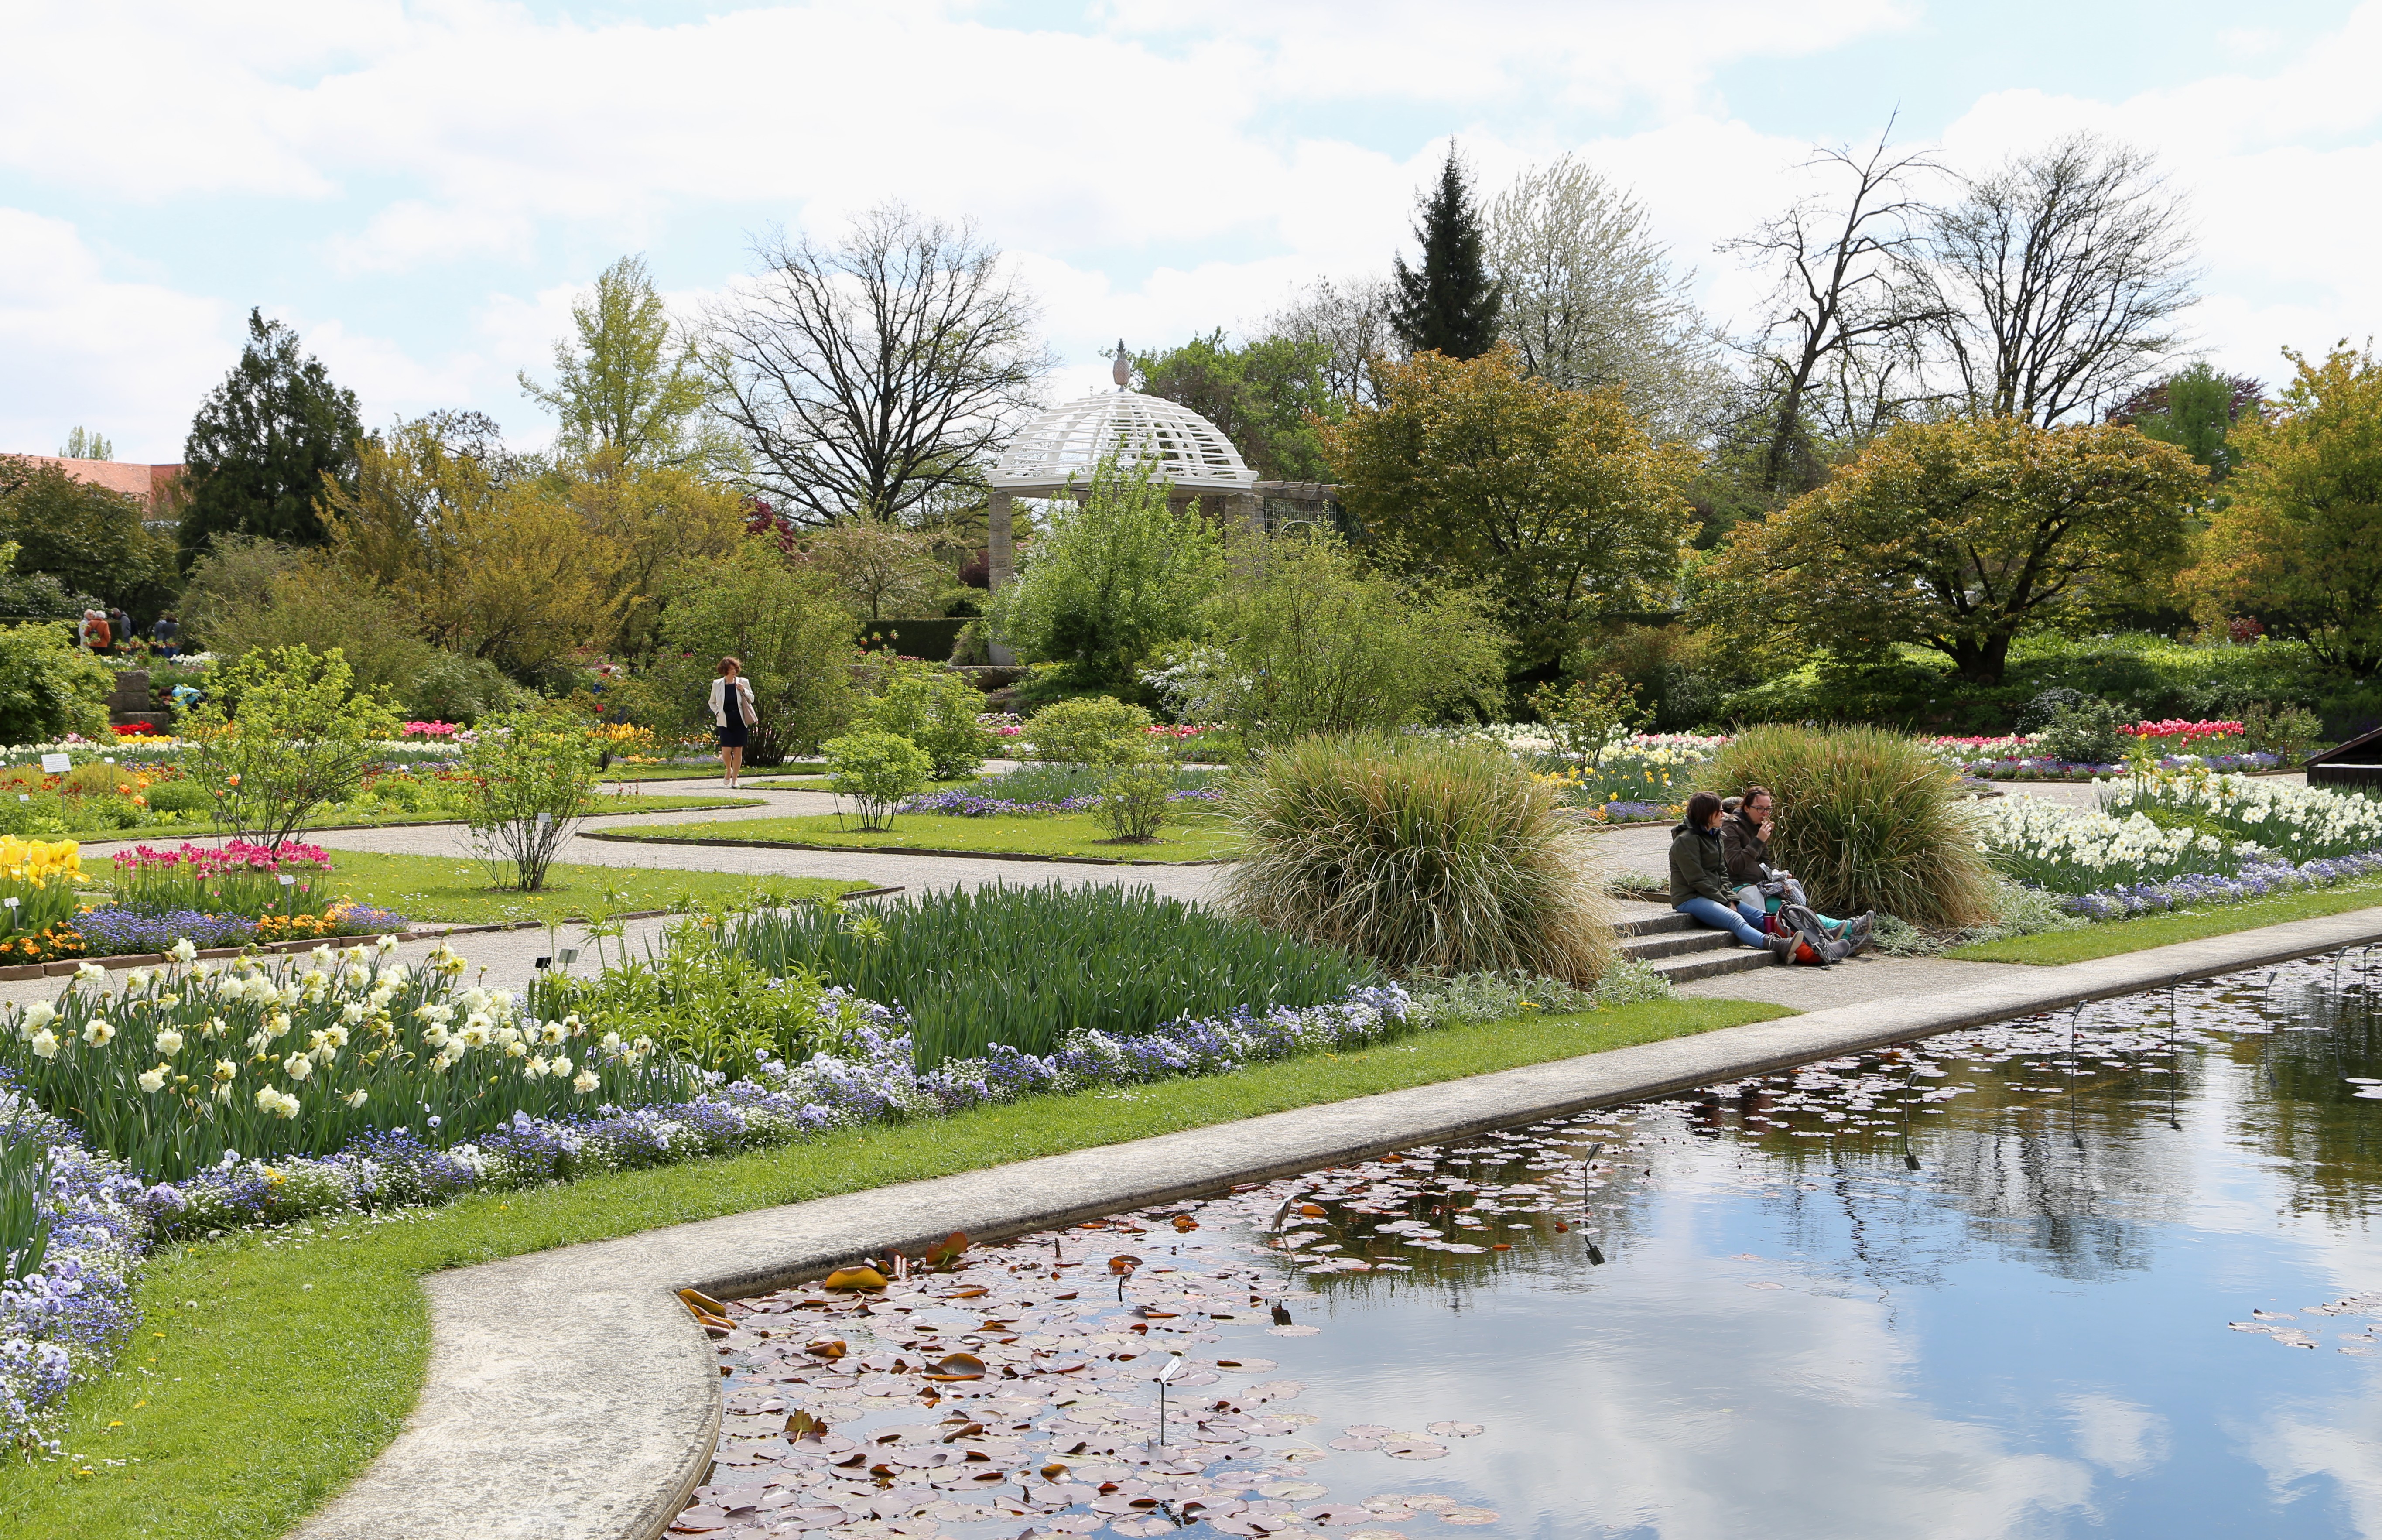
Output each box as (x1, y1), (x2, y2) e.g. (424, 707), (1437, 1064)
(286, 903), (2382, 1540)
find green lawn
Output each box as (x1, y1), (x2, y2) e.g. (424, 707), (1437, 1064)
(601, 760), (823, 784)
(738, 774), (972, 791)
(588, 809), (1241, 863)
(0, 994), (1785, 1540)
(322, 849), (872, 924)
(1950, 880), (2382, 964)
(64, 793), (759, 844)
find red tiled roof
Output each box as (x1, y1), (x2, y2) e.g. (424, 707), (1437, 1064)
(7, 455), (185, 509)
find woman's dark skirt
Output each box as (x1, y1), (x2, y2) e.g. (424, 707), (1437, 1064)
(717, 717), (750, 749)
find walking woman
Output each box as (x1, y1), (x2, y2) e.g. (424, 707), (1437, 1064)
(709, 656), (758, 788)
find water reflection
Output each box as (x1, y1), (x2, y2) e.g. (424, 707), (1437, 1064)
(675, 950), (2382, 1540)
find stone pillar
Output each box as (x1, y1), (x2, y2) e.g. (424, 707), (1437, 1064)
(984, 489), (1017, 665)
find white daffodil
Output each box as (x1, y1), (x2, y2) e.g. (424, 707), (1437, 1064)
(423, 1023), (452, 1048)
(75, 962), (104, 982)
(376, 933), (398, 955)
(125, 968), (151, 989)
(170, 937), (198, 964)
(344, 1088), (370, 1108)
(523, 1056), (549, 1079)
(22, 1000), (55, 1033)
(138, 1065), (168, 1093)
(271, 1090), (301, 1119)
(254, 1086), (282, 1112)
(211, 1059), (237, 1082)
(341, 1003), (366, 1025)
(572, 1069), (600, 1094)
(548, 1055), (572, 1079)
(505, 1040), (528, 1059)
(30, 1029), (58, 1059)
(599, 1031), (623, 1052)
(282, 1053), (314, 1081)
(156, 1029), (185, 1055)
(83, 1019), (115, 1047)
(266, 1011), (292, 1040)
(458, 1025), (490, 1049)
(538, 1022), (566, 1046)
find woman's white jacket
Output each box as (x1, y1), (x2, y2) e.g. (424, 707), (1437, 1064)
(709, 676), (757, 726)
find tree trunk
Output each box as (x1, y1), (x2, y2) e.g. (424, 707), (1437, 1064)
(1944, 631), (2013, 685)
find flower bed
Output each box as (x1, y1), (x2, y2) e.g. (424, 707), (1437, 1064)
(904, 786), (1223, 818)
(2060, 852), (2382, 920)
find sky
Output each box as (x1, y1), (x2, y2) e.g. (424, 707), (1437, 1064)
(4, 0), (2379, 463)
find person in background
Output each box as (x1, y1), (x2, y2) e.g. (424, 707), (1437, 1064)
(1671, 791), (1787, 957)
(709, 656), (757, 788)
(78, 609), (110, 653)
(150, 613), (179, 657)
(107, 607), (131, 652)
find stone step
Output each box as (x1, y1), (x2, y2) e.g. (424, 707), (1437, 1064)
(1610, 907), (1779, 982)
(1645, 945), (1778, 983)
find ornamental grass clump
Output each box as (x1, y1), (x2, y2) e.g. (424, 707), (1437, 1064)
(728, 884), (1379, 1064)
(1697, 725), (1995, 930)
(1220, 733), (1616, 985)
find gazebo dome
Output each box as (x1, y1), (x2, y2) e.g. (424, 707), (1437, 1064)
(988, 388), (1255, 494)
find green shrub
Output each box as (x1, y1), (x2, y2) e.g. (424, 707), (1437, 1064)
(404, 650), (520, 724)
(1025, 696), (1151, 765)
(359, 775), (430, 811)
(647, 544), (859, 766)
(0, 622), (109, 745)
(854, 662), (992, 778)
(969, 762), (1225, 808)
(181, 645), (401, 848)
(458, 708), (601, 891)
(822, 731), (930, 830)
(726, 884), (1379, 1064)
(1092, 763), (1173, 842)
(143, 780), (214, 814)
(2039, 700), (2126, 765)
(1221, 733), (1617, 984)
(1159, 534), (1507, 746)
(1696, 724), (1995, 929)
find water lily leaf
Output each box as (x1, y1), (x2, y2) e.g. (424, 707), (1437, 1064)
(925, 1230), (970, 1268)
(822, 1266), (887, 1292)
(1109, 1254), (1143, 1274)
(1259, 1481), (1329, 1499)
(924, 1351), (987, 1381)
(804, 1338), (848, 1359)
(784, 1409), (829, 1440)
(678, 1287), (730, 1317)
(1172, 1215), (1200, 1232)
(1040, 1461), (1071, 1480)
(1437, 1508), (1501, 1525)
(946, 1285), (990, 1299)
(1298, 1203), (1328, 1217)
(1424, 1420), (1483, 1437)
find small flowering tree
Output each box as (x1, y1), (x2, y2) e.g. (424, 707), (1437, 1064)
(821, 731), (930, 831)
(179, 645), (400, 849)
(459, 708), (601, 891)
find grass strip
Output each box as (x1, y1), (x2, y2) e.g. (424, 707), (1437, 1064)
(602, 762), (823, 784)
(58, 793), (761, 845)
(1948, 881), (2382, 964)
(318, 849), (873, 924)
(1, 995), (1786, 1538)
(589, 810), (1240, 863)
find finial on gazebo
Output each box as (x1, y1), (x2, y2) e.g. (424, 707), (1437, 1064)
(1112, 339), (1130, 390)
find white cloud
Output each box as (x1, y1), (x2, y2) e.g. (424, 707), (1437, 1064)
(0, 209), (229, 462)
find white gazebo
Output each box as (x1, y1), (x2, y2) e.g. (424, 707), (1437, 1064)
(982, 349), (1261, 593)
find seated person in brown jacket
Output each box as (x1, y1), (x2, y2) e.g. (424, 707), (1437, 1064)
(1721, 786), (1872, 947)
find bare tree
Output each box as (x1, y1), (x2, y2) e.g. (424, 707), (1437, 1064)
(1919, 133), (2199, 426)
(1724, 122), (1942, 501)
(1489, 154), (1725, 439)
(1262, 276), (1399, 408)
(704, 205), (1052, 525)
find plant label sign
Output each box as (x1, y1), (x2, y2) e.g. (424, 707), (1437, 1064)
(39, 753), (71, 774)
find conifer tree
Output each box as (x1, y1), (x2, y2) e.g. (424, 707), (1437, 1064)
(179, 309), (363, 562)
(1390, 147), (1502, 359)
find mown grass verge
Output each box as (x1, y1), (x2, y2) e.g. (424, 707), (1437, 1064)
(62, 793), (761, 846)
(320, 849), (872, 925)
(0, 995), (1787, 1539)
(1949, 881), (2382, 964)
(588, 810), (1240, 863)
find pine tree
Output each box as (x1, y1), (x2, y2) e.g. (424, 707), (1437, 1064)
(178, 309), (364, 563)
(1390, 147), (1502, 359)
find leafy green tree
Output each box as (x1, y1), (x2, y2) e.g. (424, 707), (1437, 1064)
(0, 458), (174, 613)
(1390, 147), (1502, 360)
(519, 254), (722, 470)
(58, 427), (112, 460)
(1322, 346), (1698, 673)
(1698, 415), (2205, 684)
(645, 544), (859, 765)
(2180, 345), (2382, 674)
(2107, 362), (2263, 480)
(989, 454), (1224, 688)
(1161, 534), (1507, 745)
(458, 707), (601, 891)
(179, 309), (363, 561)
(1131, 331), (1342, 480)
(0, 539), (85, 623)
(853, 661), (992, 777)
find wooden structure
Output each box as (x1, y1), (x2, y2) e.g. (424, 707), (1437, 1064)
(2306, 723), (2382, 793)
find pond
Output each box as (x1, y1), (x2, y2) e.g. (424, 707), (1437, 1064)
(673, 948), (2382, 1540)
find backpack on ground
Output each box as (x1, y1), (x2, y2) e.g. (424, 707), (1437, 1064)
(1773, 903), (1855, 966)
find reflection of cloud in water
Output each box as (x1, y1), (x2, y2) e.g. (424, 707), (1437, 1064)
(1295, 1217), (2095, 1540)
(2064, 1392), (2171, 1478)
(2231, 1392), (2382, 1537)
